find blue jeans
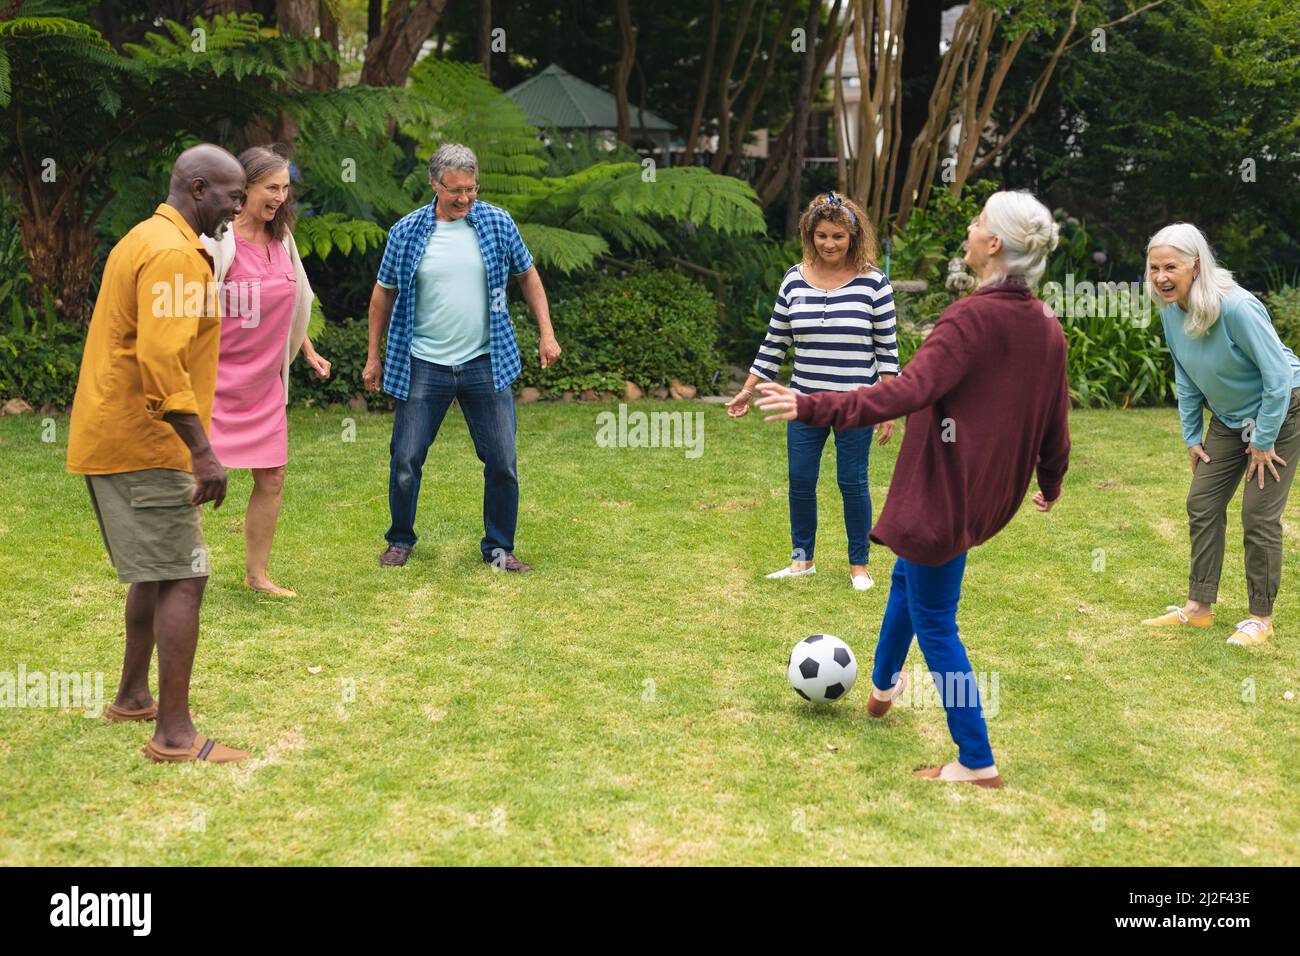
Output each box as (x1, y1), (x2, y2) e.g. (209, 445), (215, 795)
(870, 553), (995, 769)
(786, 419), (872, 564)
(386, 354), (518, 561)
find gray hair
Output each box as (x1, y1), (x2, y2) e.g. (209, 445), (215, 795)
(427, 143), (479, 184)
(982, 190), (1060, 287)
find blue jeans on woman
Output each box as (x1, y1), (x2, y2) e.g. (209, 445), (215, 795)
(870, 553), (995, 769)
(786, 419), (872, 565)
(385, 353), (519, 561)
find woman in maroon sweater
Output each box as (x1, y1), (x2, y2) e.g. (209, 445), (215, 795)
(756, 191), (1071, 788)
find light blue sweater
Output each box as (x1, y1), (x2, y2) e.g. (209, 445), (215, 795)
(1161, 287), (1300, 450)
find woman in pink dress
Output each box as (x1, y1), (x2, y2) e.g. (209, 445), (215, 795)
(206, 145), (331, 597)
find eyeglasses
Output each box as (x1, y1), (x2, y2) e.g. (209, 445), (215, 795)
(438, 183), (480, 198)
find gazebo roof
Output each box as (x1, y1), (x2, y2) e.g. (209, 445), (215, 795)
(505, 63), (675, 133)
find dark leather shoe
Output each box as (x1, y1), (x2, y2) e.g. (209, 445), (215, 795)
(487, 553), (532, 573)
(379, 545), (412, 567)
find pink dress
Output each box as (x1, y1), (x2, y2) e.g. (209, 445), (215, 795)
(209, 232), (297, 469)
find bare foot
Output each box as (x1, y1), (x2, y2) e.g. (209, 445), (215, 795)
(244, 576), (297, 597)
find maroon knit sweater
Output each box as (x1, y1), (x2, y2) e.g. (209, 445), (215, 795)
(796, 278), (1071, 566)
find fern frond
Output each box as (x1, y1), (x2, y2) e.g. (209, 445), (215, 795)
(517, 224), (609, 275)
(294, 213), (388, 261)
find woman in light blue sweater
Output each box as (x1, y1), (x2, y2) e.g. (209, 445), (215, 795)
(1142, 223), (1300, 647)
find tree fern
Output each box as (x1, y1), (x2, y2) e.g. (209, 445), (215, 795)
(294, 84), (418, 221)
(517, 224), (609, 274)
(293, 213), (388, 261)
(403, 56), (548, 196)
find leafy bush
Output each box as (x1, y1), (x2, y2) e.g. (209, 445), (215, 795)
(511, 268), (721, 395)
(289, 316), (395, 411)
(1057, 302), (1173, 408)
(888, 180), (997, 287)
(674, 229), (799, 368)
(1042, 212), (1111, 288)
(1264, 284), (1300, 354)
(0, 297), (85, 408)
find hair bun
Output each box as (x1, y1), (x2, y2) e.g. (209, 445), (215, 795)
(1024, 219), (1059, 255)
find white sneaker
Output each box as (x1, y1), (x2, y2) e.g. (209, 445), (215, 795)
(766, 564), (816, 579)
(851, 569), (874, 591)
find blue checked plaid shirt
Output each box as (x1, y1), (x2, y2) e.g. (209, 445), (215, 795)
(376, 197), (535, 399)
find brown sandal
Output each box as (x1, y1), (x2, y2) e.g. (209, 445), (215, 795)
(143, 734), (250, 764)
(867, 670), (909, 718)
(105, 702), (158, 722)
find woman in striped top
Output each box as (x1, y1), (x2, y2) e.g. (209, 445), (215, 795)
(727, 192), (899, 591)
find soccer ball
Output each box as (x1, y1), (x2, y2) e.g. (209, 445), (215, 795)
(787, 634), (858, 703)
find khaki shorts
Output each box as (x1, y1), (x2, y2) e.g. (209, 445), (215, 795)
(85, 468), (209, 584)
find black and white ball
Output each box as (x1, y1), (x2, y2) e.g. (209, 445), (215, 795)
(787, 634), (857, 703)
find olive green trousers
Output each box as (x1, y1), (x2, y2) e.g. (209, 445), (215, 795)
(1187, 387), (1300, 616)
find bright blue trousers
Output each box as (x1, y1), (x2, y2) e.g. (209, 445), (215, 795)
(870, 553), (995, 769)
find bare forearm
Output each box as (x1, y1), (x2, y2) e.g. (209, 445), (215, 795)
(520, 273), (553, 337)
(368, 285), (396, 358)
(163, 412), (213, 460)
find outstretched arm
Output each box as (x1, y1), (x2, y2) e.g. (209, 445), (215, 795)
(782, 311), (974, 429)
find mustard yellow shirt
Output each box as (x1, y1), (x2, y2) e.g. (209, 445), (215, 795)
(67, 204), (221, 475)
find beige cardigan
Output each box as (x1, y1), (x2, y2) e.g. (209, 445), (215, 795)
(200, 227), (315, 405)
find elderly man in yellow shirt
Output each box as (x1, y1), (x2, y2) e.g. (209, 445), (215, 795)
(67, 144), (250, 764)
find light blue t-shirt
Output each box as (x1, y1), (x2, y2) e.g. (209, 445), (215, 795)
(1162, 286), (1300, 450)
(407, 217), (490, 367)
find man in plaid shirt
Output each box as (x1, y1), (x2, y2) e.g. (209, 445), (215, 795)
(364, 143), (561, 572)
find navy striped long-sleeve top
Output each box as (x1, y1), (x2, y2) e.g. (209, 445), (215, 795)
(749, 265), (899, 393)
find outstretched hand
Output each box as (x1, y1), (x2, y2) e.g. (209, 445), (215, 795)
(725, 389), (752, 418)
(753, 381), (799, 421)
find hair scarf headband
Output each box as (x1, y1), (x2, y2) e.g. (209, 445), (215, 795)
(814, 192), (857, 227)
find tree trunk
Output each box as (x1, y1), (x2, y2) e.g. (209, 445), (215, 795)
(19, 213), (98, 327)
(785, 0), (824, 238)
(270, 0), (320, 146)
(708, 0), (757, 173)
(723, 0), (801, 178)
(361, 0), (452, 87)
(682, 0), (720, 165)
(895, 0), (941, 210)
(615, 0), (636, 146)
(479, 0), (492, 81)
(316, 0), (340, 91)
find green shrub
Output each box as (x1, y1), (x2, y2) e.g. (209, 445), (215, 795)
(1264, 285), (1300, 354)
(888, 180), (997, 288)
(511, 268), (721, 395)
(673, 231), (800, 369)
(289, 317), (395, 411)
(0, 294), (85, 408)
(1057, 299), (1173, 408)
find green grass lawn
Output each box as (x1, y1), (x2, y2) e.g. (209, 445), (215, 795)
(1, 401), (1296, 865)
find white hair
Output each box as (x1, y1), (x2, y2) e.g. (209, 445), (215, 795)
(981, 190), (1060, 286)
(1145, 222), (1238, 337)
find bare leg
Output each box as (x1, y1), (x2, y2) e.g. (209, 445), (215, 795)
(1183, 598), (1213, 615)
(151, 576), (205, 749)
(114, 581), (158, 711)
(245, 465), (291, 594)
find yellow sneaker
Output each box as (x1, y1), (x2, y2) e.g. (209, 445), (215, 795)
(1226, 619), (1273, 647)
(1142, 605), (1214, 627)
